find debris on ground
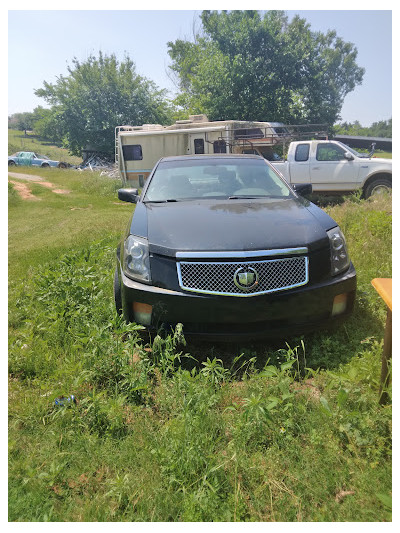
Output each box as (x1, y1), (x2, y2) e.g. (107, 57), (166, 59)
(77, 153), (119, 178)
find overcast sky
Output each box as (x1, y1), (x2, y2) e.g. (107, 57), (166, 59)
(7, 8), (392, 126)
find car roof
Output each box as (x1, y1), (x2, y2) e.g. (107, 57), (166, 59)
(159, 154), (264, 162)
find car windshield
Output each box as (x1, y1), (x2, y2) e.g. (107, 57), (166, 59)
(144, 158), (293, 202)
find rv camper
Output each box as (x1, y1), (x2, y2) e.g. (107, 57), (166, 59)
(115, 115), (293, 187)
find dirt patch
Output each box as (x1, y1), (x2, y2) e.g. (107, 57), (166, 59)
(9, 180), (41, 201)
(291, 378), (321, 402)
(8, 173), (70, 196)
(34, 181), (55, 188)
(50, 188), (71, 194)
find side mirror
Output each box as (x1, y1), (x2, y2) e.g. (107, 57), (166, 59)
(343, 152), (354, 161)
(118, 188), (139, 203)
(293, 183), (313, 196)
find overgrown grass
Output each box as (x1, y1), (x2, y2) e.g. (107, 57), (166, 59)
(8, 168), (130, 279)
(8, 171), (392, 521)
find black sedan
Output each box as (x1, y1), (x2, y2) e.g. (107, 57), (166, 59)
(114, 154), (356, 340)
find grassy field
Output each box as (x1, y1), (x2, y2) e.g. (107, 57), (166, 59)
(8, 165), (392, 521)
(8, 129), (82, 165)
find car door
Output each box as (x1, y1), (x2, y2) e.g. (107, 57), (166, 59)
(31, 153), (42, 166)
(17, 152), (34, 166)
(310, 143), (357, 191)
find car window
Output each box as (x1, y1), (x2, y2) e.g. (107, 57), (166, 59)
(144, 159), (292, 201)
(316, 143), (346, 162)
(295, 144), (310, 162)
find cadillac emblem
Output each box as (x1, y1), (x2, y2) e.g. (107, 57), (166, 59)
(233, 266), (259, 291)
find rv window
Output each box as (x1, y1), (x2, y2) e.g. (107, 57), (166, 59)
(234, 128), (263, 139)
(194, 139), (205, 154)
(213, 140), (227, 154)
(122, 144), (143, 161)
(295, 144), (310, 162)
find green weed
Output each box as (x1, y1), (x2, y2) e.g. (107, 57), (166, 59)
(8, 174), (392, 521)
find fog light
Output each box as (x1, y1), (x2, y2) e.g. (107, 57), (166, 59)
(133, 302), (153, 325)
(332, 293), (348, 316)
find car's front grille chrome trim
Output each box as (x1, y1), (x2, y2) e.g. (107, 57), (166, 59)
(176, 247), (308, 259)
(177, 256), (309, 297)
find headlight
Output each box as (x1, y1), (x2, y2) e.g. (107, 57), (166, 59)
(123, 235), (151, 282)
(327, 227), (350, 276)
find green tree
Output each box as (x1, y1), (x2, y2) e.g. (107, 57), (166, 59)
(35, 52), (173, 156)
(334, 118), (392, 138)
(31, 106), (66, 144)
(8, 112), (35, 132)
(168, 10), (365, 125)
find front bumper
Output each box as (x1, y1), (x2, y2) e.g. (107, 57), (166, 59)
(118, 260), (356, 341)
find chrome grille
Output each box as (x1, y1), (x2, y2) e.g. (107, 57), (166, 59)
(177, 256), (308, 296)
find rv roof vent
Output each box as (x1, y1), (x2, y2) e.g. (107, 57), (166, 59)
(189, 114), (209, 123)
(175, 119), (192, 124)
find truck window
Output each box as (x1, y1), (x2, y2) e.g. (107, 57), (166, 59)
(295, 144), (309, 162)
(194, 139), (205, 154)
(122, 144), (143, 161)
(213, 140), (227, 154)
(316, 143), (346, 162)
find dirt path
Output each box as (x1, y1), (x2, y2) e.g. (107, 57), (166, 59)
(8, 172), (71, 198)
(9, 180), (41, 201)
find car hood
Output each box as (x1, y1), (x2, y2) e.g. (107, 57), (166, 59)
(131, 197), (337, 257)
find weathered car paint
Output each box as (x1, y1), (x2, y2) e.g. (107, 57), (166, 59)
(8, 151), (64, 168)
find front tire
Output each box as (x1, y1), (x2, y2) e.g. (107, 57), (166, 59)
(114, 266), (122, 316)
(8, 160), (16, 166)
(364, 177), (391, 198)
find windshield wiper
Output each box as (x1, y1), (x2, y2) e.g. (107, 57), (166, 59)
(228, 195), (271, 199)
(144, 198), (178, 203)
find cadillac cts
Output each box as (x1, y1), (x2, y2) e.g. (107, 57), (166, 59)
(114, 154), (356, 340)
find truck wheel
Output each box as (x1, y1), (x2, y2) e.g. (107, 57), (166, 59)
(58, 162), (67, 168)
(364, 177), (392, 198)
(41, 163), (50, 167)
(114, 266), (122, 316)
(8, 160), (16, 166)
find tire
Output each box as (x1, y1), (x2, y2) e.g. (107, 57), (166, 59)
(8, 160), (16, 166)
(364, 177), (391, 198)
(114, 266), (122, 316)
(41, 163), (50, 168)
(58, 162), (67, 169)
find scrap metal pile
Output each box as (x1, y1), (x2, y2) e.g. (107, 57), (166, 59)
(78, 153), (119, 178)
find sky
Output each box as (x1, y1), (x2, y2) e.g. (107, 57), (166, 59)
(7, 6), (393, 126)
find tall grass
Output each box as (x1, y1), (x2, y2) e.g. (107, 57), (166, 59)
(8, 171), (392, 521)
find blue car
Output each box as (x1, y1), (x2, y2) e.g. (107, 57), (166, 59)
(8, 151), (67, 168)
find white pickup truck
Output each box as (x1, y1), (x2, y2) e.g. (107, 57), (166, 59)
(270, 140), (392, 198)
